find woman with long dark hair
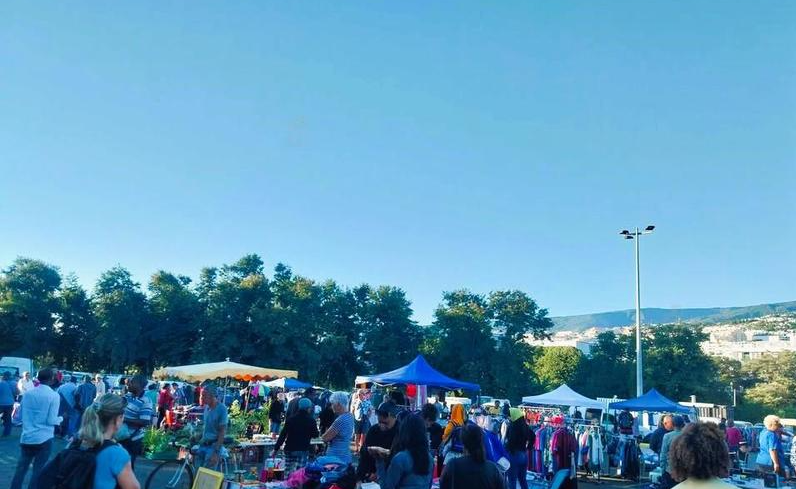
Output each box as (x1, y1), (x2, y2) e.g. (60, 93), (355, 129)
(440, 424), (504, 489)
(382, 414), (433, 489)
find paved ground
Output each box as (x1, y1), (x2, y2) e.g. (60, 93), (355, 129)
(0, 426), (169, 488)
(0, 426), (641, 489)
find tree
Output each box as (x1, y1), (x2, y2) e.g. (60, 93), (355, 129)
(533, 346), (583, 391)
(573, 330), (634, 398)
(742, 352), (796, 416)
(315, 281), (362, 389)
(148, 271), (200, 367)
(55, 275), (98, 370)
(644, 324), (724, 402)
(0, 257), (62, 358)
(488, 290), (553, 400)
(93, 267), (150, 371)
(360, 285), (423, 373)
(425, 290), (497, 394)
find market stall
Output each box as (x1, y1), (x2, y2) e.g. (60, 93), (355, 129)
(608, 388), (692, 413)
(153, 360), (298, 383)
(357, 354), (479, 408)
(521, 384), (604, 410)
(263, 378), (312, 390)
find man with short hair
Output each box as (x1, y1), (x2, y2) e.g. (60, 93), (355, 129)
(196, 385), (228, 469)
(10, 368), (62, 489)
(93, 373), (106, 399)
(0, 371), (19, 437)
(121, 374), (154, 467)
(287, 387), (316, 418)
(357, 401), (401, 484)
(650, 414), (673, 455)
(56, 376), (79, 438)
(17, 371), (34, 399)
(659, 415), (686, 489)
(74, 374), (97, 429)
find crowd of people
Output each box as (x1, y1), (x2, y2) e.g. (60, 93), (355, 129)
(2, 370), (794, 489)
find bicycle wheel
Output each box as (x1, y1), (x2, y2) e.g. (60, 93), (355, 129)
(144, 459), (194, 489)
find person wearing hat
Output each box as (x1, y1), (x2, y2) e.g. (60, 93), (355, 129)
(272, 398), (319, 474)
(287, 387), (316, 418)
(356, 401), (401, 484)
(505, 408), (533, 489)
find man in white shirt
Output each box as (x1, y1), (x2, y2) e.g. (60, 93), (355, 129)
(10, 368), (62, 489)
(94, 374), (107, 399)
(17, 372), (35, 399)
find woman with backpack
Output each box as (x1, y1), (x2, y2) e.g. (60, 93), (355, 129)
(80, 394), (140, 489)
(39, 393), (141, 489)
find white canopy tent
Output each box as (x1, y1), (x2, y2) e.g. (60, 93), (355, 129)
(521, 384), (604, 410)
(153, 360), (298, 383)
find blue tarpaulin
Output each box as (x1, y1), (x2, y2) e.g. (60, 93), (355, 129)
(608, 388), (691, 413)
(264, 378), (313, 390)
(359, 355), (480, 391)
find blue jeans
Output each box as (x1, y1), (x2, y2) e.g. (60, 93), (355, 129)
(507, 450), (528, 489)
(10, 439), (52, 489)
(271, 422), (281, 434)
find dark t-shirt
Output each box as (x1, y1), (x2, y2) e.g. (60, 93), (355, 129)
(275, 411), (319, 452)
(356, 423), (399, 480)
(649, 427), (668, 454)
(440, 457), (505, 489)
(269, 399), (284, 422)
(428, 422), (444, 451)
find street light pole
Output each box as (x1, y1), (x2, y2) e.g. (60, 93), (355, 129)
(634, 226), (643, 397)
(620, 225), (655, 397)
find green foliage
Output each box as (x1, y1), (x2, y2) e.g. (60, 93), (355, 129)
(423, 289), (555, 401)
(741, 352), (796, 416)
(0, 258), (62, 357)
(534, 347), (583, 391)
(142, 428), (172, 454)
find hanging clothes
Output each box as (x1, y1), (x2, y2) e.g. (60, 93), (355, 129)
(551, 427), (578, 489)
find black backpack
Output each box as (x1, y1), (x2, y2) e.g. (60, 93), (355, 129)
(37, 439), (118, 489)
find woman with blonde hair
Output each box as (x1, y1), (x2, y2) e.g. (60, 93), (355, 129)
(756, 415), (785, 476)
(76, 394), (141, 489)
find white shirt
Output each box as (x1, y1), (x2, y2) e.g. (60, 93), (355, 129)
(94, 380), (106, 399)
(20, 384), (62, 445)
(18, 378), (35, 396)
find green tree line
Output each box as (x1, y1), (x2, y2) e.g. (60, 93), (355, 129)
(1, 255), (792, 417)
(0, 255), (550, 398)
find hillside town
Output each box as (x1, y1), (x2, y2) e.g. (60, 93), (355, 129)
(529, 313), (796, 362)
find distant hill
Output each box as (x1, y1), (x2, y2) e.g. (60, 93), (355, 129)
(551, 301), (796, 331)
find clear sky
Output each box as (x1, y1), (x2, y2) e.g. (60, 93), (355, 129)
(1, 1), (794, 324)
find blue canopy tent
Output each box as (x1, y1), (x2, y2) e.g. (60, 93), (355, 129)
(608, 388), (691, 413)
(356, 355), (480, 392)
(264, 378), (313, 390)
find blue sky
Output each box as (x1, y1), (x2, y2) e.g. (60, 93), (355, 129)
(1, 1), (794, 324)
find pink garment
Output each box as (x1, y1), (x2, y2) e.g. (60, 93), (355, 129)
(726, 427), (744, 448)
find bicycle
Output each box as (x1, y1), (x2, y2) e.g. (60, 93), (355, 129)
(144, 440), (237, 489)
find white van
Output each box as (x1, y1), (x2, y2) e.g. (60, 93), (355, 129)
(0, 357), (34, 378)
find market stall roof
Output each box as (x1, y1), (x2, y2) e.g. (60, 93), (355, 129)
(358, 355), (480, 391)
(521, 384), (604, 409)
(263, 378), (312, 390)
(153, 361), (298, 383)
(609, 388), (691, 413)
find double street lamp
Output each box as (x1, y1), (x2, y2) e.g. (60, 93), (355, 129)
(620, 225), (655, 397)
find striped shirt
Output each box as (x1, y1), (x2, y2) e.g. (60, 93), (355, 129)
(123, 392), (154, 441)
(326, 412), (354, 463)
